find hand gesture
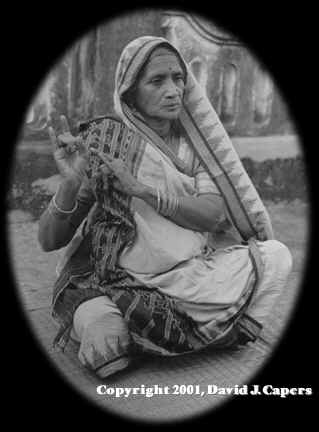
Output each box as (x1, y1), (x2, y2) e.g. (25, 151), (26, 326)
(48, 115), (89, 185)
(91, 149), (142, 197)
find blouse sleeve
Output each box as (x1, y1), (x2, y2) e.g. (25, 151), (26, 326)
(193, 159), (221, 196)
(178, 136), (221, 196)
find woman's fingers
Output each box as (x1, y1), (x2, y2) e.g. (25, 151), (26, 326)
(77, 139), (89, 157)
(56, 132), (82, 156)
(99, 163), (112, 176)
(90, 148), (113, 165)
(60, 115), (70, 133)
(113, 179), (124, 191)
(91, 150), (114, 176)
(89, 150), (130, 184)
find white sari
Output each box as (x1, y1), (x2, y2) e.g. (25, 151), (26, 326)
(63, 35), (293, 376)
(119, 135), (291, 332)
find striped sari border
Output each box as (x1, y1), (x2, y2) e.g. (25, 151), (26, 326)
(179, 119), (250, 238)
(180, 104), (257, 240)
(118, 38), (156, 89)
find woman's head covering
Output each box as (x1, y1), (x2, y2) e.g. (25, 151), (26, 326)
(119, 43), (187, 113)
(114, 36), (187, 123)
(113, 36), (273, 243)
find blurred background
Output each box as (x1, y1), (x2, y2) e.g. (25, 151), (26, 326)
(24, 11), (295, 138)
(9, 9), (307, 218)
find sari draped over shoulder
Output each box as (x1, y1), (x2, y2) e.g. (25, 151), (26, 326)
(51, 37), (288, 357)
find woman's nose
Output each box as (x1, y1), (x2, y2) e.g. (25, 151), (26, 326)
(164, 79), (180, 97)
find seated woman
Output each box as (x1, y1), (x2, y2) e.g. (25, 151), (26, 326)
(38, 36), (292, 379)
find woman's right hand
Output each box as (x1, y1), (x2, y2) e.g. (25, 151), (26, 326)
(49, 115), (89, 186)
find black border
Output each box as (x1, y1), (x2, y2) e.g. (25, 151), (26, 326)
(2, 1), (316, 427)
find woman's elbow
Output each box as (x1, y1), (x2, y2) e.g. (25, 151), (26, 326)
(38, 227), (66, 252)
(195, 212), (223, 233)
(206, 207), (224, 233)
(38, 232), (55, 252)
(39, 242), (54, 252)
(200, 195), (224, 232)
(204, 218), (221, 234)
(38, 214), (69, 251)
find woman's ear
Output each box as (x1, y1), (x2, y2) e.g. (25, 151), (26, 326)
(122, 84), (137, 110)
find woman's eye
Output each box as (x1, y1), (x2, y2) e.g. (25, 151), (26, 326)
(174, 76), (184, 83)
(151, 78), (162, 84)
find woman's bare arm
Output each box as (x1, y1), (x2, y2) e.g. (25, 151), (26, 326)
(137, 185), (223, 233)
(92, 149), (224, 233)
(38, 115), (94, 251)
(38, 177), (95, 251)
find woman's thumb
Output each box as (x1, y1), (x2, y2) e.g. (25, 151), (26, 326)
(77, 138), (87, 155)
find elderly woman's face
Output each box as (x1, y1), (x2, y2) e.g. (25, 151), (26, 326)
(134, 52), (185, 122)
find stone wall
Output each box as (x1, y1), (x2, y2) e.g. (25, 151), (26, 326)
(161, 12), (294, 136)
(8, 136), (308, 220)
(23, 9), (294, 139)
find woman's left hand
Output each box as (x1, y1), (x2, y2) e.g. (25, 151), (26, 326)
(91, 149), (143, 197)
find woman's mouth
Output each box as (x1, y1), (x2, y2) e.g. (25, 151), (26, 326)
(164, 103), (181, 110)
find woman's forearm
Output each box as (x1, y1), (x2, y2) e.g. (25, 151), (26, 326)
(171, 194), (224, 232)
(136, 184), (223, 233)
(38, 177), (82, 251)
(54, 176), (82, 210)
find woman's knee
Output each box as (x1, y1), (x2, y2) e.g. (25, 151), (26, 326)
(72, 296), (127, 341)
(78, 315), (131, 378)
(82, 313), (130, 352)
(263, 239), (293, 276)
(73, 297), (131, 377)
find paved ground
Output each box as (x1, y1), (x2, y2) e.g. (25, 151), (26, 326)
(7, 200), (309, 423)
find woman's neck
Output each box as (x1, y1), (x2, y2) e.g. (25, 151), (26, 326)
(145, 117), (172, 139)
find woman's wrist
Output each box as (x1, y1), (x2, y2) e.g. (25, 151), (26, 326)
(48, 195), (78, 220)
(53, 176), (82, 212)
(135, 184), (179, 218)
(62, 173), (83, 188)
(134, 183), (156, 201)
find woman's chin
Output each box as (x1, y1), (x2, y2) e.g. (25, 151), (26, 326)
(161, 110), (181, 120)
